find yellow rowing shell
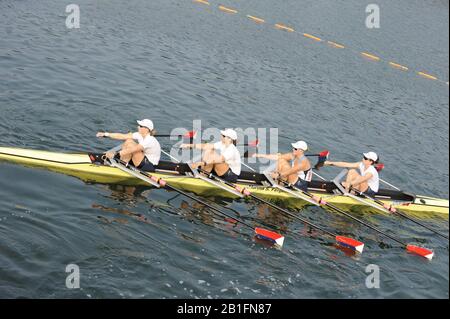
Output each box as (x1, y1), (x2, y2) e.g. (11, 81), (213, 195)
(0, 147), (448, 217)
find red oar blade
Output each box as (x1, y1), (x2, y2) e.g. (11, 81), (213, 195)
(183, 130), (197, 139)
(336, 236), (364, 254)
(406, 244), (434, 260)
(375, 163), (385, 172)
(255, 227), (285, 248)
(248, 139), (259, 148)
(319, 150), (330, 158)
(314, 150), (330, 170)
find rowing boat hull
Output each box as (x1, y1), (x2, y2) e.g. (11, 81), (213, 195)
(0, 147), (448, 217)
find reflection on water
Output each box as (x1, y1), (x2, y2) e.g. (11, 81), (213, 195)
(0, 0), (448, 299)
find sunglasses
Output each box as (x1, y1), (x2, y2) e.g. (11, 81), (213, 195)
(292, 148), (299, 151)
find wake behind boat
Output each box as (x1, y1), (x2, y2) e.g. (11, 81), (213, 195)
(0, 146), (448, 216)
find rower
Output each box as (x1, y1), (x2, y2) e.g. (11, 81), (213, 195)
(324, 151), (379, 196)
(96, 119), (161, 172)
(253, 140), (312, 192)
(180, 129), (241, 183)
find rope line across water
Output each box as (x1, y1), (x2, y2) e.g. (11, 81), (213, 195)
(192, 0), (449, 87)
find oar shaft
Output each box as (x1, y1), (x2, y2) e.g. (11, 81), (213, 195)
(379, 178), (400, 191)
(161, 149), (181, 163)
(393, 210), (448, 239)
(319, 200), (407, 247)
(163, 183), (255, 230)
(249, 194), (336, 238)
(196, 169), (337, 238)
(280, 181), (408, 247)
(312, 171), (327, 181)
(353, 188), (449, 240)
(155, 134), (183, 137)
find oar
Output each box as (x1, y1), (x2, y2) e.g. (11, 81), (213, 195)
(279, 181), (435, 260)
(107, 157), (285, 247)
(243, 149), (329, 159)
(373, 163), (401, 190)
(313, 150), (330, 170)
(324, 156), (447, 240)
(195, 168), (364, 254)
(350, 187), (449, 240)
(243, 149), (330, 174)
(178, 139), (260, 148)
(154, 131), (197, 139)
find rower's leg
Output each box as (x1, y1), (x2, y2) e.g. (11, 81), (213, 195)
(214, 163), (230, 176)
(120, 139), (145, 166)
(345, 169), (367, 192)
(195, 149), (215, 172)
(356, 182), (369, 193)
(131, 151), (145, 167)
(119, 139), (136, 162)
(204, 151), (229, 176)
(277, 158), (297, 184)
(346, 169), (359, 183)
(192, 149), (220, 172)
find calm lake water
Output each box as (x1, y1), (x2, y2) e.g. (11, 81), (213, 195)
(0, 0), (448, 298)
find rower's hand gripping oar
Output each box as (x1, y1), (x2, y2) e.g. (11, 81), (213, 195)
(331, 171), (435, 259)
(105, 157), (285, 247)
(195, 168), (364, 254)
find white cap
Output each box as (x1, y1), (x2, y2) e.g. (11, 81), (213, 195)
(363, 151), (378, 162)
(137, 119), (154, 130)
(220, 129), (238, 141)
(291, 141), (308, 151)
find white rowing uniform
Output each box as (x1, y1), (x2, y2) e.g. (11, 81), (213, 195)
(132, 132), (161, 165)
(213, 142), (242, 176)
(359, 162), (379, 192)
(293, 155), (312, 182)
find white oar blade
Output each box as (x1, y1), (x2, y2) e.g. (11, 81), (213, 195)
(406, 244), (434, 260)
(255, 228), (285, 248)
(335, 236), (365, 254)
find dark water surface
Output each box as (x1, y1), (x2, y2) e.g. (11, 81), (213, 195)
(0, 0), (448, 298)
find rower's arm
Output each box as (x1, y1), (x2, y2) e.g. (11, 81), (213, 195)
(181, 143), (214, 151)
(97, 132), (133, 140)
(324, 161), (360, 169)
(254, 153), (293, 161)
